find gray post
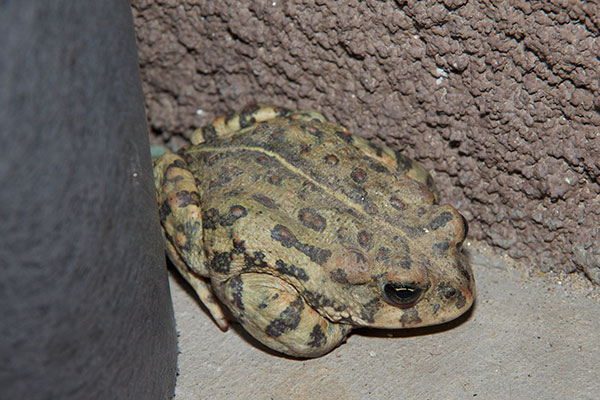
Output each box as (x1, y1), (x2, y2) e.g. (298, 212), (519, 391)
(0, 2), (177, 399)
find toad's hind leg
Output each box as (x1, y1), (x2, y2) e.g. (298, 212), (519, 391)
(215, 273), (351, 358)
(153, 153), (228, 330)
(191, 103), (331, 145)
(192, 103), (294, 145)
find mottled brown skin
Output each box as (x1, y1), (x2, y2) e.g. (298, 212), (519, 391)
(154, 104), (475, 358)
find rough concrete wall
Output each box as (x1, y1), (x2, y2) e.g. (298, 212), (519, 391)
(131, 0), (600, 283)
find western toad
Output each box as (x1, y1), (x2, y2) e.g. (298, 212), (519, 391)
(154, 104), (475, 358)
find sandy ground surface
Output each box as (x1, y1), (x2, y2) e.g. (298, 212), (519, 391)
(169, 241), (599, 399)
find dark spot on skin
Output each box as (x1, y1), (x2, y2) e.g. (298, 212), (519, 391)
(308, 324), (326, 348)
(303, 290), (345, 312)
(227, 275), (245, 311)
(350, 168), (368, 183)
(255, 155), (270, 165)
(395, 152), (413, 172)
(207, 153), (226, 166)
(437, 281), (466, 309)
(276, 260), (309, 281)
(243, 250), (269, 270)
(437, 282), (458, 300)
(300, 146), (310, 157)
(271, 224), (297, 248)
(360, 298), (381, 324)
(357, 230), (372, 249)
(301, 180), (317, 191)
(369, 160), (388, 173)
(389, 195), (407, 211)
(271, 225), (332, 265)
(175, 190), (200, 208)
(223, 189), (242, 199)
(265, 297), (304, 338)
(306, 126), (323, 138)
(298, 208), (327, 232)
(445, 287), (457, 299)
(159, 201), (171, 222)
(268, 175), (282, 185)
(433, 242), (450, 256)
(297, 243), (332, 265)
(223, 109), (237, 125)
(342, 207), (361, 219)
(400, 224), (427, 238)
(220, 205), (248, 226)
(201, 125), (218, 141)
(238, 103), (261, 128)
(210, 251), (232, 273)
(252, 194), (279, 209)
(429, 211), (454, 231)
(171, 225), (192, 254)
(270, 129), (284, 140)
(274, 106), (293, 117)
(232, 236), (245, 249)
(335, 129), (353, 143)
(202, 208), (220, 230)
(369, 142), (384, 157)
(330, 268), (349, 284)
(398, 256), (411, 270)
(400, 308), (422, 325)
(431, 303), (440, 314)
(183, 154), (194, 164)
(323, 154), (339, 166)
(163, 159), (188, 182)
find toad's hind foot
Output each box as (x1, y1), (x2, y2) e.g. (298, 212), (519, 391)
(216, 273), (351, 358)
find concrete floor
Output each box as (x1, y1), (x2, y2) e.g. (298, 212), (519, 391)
(170, 241), (600, 399)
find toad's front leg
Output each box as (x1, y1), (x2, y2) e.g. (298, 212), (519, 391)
(214, 273), (351, 358)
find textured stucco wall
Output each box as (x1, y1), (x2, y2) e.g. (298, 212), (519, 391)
(131, 0), (600, 283)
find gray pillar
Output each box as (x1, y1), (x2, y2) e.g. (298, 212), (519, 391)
(0, 2), (177, 399)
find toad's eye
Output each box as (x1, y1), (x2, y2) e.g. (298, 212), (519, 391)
(382, 283), (424, 308)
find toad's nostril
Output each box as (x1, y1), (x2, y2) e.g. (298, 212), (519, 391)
(442, 286), (457, 299)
